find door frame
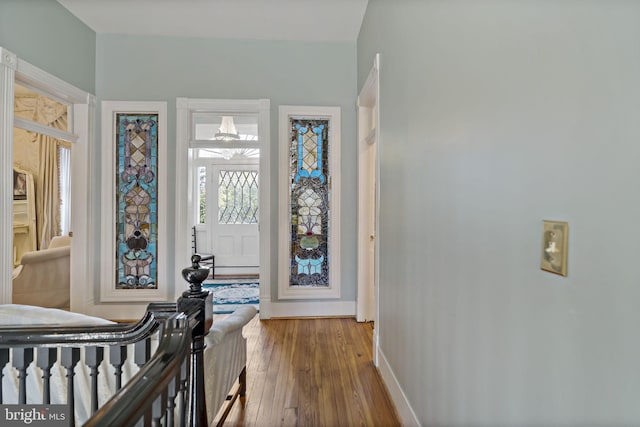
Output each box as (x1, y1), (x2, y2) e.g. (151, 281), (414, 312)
(356, 54), (381, 348)
(176, 98), (271, 317)
(0, 47), (94, 310)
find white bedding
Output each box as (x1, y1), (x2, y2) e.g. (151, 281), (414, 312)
(204, 305), (257, 422)
(0, 304), (114, 327)
(0, 304), (141, 424)
(0, 304), (258, 425)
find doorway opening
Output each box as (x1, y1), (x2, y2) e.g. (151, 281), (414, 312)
(357, 54), (380, 360)
(194, 147), (260, 278)
(1, 48), (93, 311)
(12, 84), (74, 310)
(176, 98), (271, 317)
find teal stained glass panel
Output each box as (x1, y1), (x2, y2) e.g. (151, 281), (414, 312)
(288, 118), (330, 287)
(115, 114), (158, 289)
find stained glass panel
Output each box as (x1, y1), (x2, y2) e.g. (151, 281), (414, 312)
(115, 113), (158, 289)
(288, 118), (330, 287)
(198, 166), (206, 224)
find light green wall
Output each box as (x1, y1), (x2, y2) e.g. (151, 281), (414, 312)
(0, 0), (95, 93)
(359, 0), (640, 425)
(96, 34), (358, 301)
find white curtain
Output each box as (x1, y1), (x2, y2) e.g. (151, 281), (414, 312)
(14, 93), (69, 249)
(36, 134), (59, 249)
(22, 96), (67, 249)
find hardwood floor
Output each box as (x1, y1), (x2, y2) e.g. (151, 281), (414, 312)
(216, 315), (401, 427)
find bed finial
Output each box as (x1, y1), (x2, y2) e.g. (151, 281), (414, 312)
(181, 254), (209, 297)
(178, 255), (213, 426)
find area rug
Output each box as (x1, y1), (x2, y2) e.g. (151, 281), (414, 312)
(202, 279), (259, 314)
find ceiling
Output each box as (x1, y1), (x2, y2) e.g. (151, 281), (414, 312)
(56, 0), (368, 42)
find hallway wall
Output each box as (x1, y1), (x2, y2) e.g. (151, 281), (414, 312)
(95, 34), (358, 305)
(0, 0), (95, 93)
(358, 1), (640, 425)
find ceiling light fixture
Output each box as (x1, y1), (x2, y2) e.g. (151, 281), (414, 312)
(215, 116), (240, 140)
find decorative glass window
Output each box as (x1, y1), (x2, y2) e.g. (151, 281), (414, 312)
(279, 106), (340, 300)
(115, 114), (158, 289)
(198, 166), (206, 224)
(287, 118), (330, 287)
(218, 169), (259, 224)
(101, 101), (167, 303)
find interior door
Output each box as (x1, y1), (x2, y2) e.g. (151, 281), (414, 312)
(207, 163), (259, 274)
(357, 54), (380, 324)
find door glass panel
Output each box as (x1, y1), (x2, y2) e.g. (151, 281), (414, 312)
(218, 170), (259, 224)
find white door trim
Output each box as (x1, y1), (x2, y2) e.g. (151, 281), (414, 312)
(99, 101), (169, 303)
(0, 48), (17, 305)
(357, 54), (380, 322)
(0, 47), (95, 312)
(357, 54), (381, 363)
(176, 98), (271, 317)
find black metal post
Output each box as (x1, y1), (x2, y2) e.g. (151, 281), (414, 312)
(177, 255), (212, 427)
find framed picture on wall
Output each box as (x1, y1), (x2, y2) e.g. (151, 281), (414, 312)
(13, 169), (27, 200)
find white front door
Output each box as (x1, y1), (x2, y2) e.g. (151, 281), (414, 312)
(207, 163), (259, 275)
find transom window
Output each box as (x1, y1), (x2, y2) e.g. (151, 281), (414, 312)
(192, 113), (258, 141)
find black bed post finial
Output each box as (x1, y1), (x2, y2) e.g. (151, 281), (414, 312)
(177, 255), (212, 427)
(181, 254), (209, 297)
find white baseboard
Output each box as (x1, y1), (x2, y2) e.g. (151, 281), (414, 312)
(268, 300), (355, 318)
(377, 346), (421, 426)
(259, 297), (271, 319)
(83, 299), (354, 321)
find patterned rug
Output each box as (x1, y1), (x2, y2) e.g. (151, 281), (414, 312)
(203, 279), (259, 314)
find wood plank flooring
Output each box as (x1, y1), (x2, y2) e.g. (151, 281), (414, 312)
(216, 315), (401, 427)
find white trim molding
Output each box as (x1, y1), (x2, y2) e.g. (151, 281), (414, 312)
(70, 95), (95, 314)
(13, 117), (79, 143)
(278, 105), (341, 300)
(0, 48), (17, 304)
(357, 53), (381, 325)
(269, 300), (355, 318)
(175, 98), (271, 316)
(0, 47), (94, 311)
(100, 101), (169, 302)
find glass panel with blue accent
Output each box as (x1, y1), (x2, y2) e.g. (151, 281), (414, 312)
(198, 166), (206, 224)
(115, 113), (158, 289)
(288, 118), (330, 287)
